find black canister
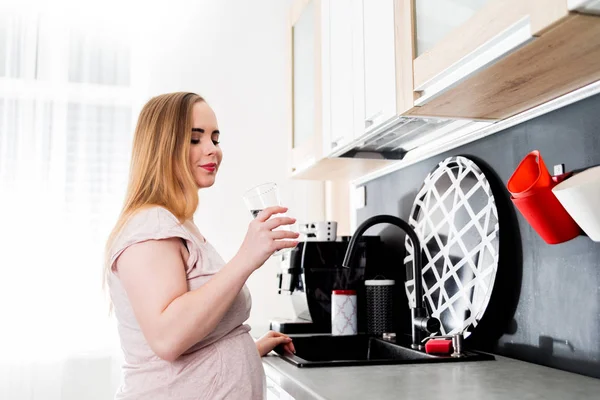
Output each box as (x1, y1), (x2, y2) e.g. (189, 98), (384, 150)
(365, 279), (395, 335)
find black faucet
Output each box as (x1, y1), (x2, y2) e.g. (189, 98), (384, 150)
(342, 215), (440, 350)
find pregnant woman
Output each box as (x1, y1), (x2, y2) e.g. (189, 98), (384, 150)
(105, 92), (298, 399)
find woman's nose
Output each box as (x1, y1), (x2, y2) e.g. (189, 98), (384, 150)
(203, 142), (216, 155)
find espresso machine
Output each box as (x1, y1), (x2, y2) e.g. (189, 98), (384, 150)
(270, 223), (389, 334)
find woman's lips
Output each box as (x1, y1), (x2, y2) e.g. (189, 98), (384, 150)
(200, 163), (217, 172)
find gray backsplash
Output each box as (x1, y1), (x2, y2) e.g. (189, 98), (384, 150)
(357, 93), (600, 379)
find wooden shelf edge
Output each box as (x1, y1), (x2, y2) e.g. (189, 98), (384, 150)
(289, 157), (397, 181)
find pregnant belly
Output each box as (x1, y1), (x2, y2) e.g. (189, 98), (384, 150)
(208, 330), (265, 399)
(168, 329), (264, 400)
(117, 343), (222, 400)
(117, 329), (264, 400)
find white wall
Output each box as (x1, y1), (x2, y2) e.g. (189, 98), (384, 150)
(136, 0), (326, 336)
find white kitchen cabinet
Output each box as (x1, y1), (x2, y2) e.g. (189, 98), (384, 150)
(287, 0), (396, 180)
(292, 1), (316, 156)
(353, 0), (398, 138)
(266, 375), (296, 400)
(322, 0), (355, 155)
(288, 0), (324, 175)
(568, 0), (600, 14)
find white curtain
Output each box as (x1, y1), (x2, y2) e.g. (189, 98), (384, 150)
(0, 4), (141, 399)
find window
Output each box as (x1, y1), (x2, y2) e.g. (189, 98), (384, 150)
(0, 7), (138, 362)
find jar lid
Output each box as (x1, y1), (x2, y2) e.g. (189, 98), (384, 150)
(365, 279), (395, 286)
(332, 289), (356, 295)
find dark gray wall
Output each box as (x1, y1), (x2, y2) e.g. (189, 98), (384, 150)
(357, 93), (600, 379)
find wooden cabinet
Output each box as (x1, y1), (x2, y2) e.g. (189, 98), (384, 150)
(406, 0), (600, 120)
(409, 0), (566, 112)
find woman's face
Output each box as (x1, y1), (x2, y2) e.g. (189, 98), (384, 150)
(189, 101), (223, 189)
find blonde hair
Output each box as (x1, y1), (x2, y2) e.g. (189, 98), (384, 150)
(104, 92), (204, 284)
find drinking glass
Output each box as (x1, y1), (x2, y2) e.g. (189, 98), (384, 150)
(242, 182), (294, 256)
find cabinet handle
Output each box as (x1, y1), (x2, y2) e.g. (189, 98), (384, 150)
(331, 136), (346, 149)
(365, 110), (384, 129)
(267, 385), (281, 398)
(266, 376), (282, 399)
(414, 16), (533, 106)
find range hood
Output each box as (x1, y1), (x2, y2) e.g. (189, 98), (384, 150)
(330, 116), (493, 161)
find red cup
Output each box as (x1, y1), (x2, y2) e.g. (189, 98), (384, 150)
(508, 150), (553, 197)
(508, 150), (580, 244)
(510, 191), (580, 244)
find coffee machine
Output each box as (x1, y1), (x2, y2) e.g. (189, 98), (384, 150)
(270, 232), (387, 334)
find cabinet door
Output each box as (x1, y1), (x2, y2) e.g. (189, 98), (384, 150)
(292, 1), (315, 152)
(411, 0), (569, 109)
(414, 0), (492, 58)
(361, 0), (397, 134)
(324, 0), (355, 155)
(568, 0), (600, 15)
(290, 0), (323, 173)
(266, 375), (295, 400)
(413, 0), (530, 106)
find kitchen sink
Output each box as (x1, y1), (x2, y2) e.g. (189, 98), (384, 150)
(274, 334), (494, 368)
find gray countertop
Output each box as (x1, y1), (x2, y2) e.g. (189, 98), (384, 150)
(263, 353), (600, 400)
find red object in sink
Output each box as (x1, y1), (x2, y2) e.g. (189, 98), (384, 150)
(507, 150), (580, 244)
(425, 339), (453, 355)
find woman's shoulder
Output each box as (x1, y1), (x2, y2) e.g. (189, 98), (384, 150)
(124, 206), (181, 233)
(109, 206), (191, 261)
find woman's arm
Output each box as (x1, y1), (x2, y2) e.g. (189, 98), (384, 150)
(117, 238), (251, 361)
(116, 206), (298, 362)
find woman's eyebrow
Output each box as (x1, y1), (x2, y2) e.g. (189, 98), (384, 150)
(192, 128), (220, 134)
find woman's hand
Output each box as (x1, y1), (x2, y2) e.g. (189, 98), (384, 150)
(256, 331), (296, 357)
(236, 206), (299, 271)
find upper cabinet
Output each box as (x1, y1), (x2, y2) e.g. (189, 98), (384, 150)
(286, 0), (600, 182)
(568, 0), (600, 15)
(323, 0), (355, 155)
(357, 0), (397, 134)
(352, 0), (416, 138)
(407, 0), (600, 120)
(287, 0), (396, 180)
(289, 0), (322, 174)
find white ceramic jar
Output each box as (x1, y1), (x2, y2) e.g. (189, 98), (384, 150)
(331, 289), (357, 336)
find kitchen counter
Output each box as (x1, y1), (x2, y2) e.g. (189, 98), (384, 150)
(263, 353), (600, 400)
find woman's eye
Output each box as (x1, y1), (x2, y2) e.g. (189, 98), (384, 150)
(191, 139), (200, 145)
(212, 140), (220, 145)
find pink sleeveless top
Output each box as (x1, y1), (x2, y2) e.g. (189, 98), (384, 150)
(108, 207), (265, 399)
